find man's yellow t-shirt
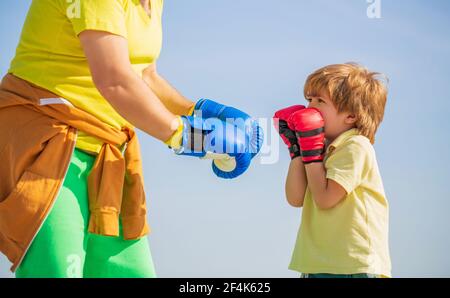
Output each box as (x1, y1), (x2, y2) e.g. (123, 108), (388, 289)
(289, 128), (392, 277)
(8, 0), (164, 154)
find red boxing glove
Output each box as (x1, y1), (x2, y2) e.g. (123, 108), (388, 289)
(273, 105), (305, 159)
(288, 108), (325, 164)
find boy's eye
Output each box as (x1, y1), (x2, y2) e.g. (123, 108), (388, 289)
(306, 98), (312, 102)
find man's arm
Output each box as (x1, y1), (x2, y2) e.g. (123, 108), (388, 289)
(304, 162), (347, 209)
(142, 63), (195, 116)
(79, 30), (178, 142)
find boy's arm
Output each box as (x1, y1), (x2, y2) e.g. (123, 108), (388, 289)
(289, 108), (347, 209)
(285, 158), (307, 208)
(304, 163), (347, 210)
(142, 63), (195, 116)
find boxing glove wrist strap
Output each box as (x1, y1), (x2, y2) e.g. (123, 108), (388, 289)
(296, 127), (325, 138)
(164, 116), (184, 150)
(289, 144), (301, 158)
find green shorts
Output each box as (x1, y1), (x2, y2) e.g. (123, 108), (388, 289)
(15, 147), (156, 278)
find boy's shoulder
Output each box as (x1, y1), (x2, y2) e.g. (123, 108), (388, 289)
(346, 134), (373, 151)
(328, 129), (373, 153)
(326, 129), (376, 164)
(325, 131), (379, 179)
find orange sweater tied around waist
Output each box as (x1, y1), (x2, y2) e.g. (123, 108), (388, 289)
(0, 74), (149, 271)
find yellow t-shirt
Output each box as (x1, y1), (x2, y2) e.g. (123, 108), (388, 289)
(8, 0), (164, 154)
(289, 128), (392, 277)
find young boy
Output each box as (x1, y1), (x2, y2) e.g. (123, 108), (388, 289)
(273, 63), (391, 278)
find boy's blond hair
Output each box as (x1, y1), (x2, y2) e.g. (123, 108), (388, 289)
(303, 62), (388, 144)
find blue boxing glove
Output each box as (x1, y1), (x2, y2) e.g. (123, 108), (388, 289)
(191, 99), (263, 177)
(165, 115), (253, 179)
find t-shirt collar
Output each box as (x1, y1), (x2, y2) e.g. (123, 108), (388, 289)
(325, 128), (360, 155)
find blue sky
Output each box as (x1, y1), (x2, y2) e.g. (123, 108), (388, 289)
(1, 0), (450, 277)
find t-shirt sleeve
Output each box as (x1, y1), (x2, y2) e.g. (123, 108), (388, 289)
(64, 0), (127, 38)
(325, 141), (368, 194)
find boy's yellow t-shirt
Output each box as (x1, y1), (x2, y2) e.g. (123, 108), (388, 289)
(289, 128), (392, 277)
(8, 0), (164, 154)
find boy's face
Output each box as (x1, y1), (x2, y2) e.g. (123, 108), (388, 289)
(305, 91), (356, 142)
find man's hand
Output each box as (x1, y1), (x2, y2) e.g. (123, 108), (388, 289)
(165, 115), (253, 179)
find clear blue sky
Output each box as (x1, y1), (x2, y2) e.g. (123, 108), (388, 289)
(1, 0), (449, 277)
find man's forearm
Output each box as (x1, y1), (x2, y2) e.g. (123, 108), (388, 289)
(99, 70), (178, 142)
(143, 71), (195, 116)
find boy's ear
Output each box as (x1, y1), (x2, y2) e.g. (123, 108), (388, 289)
(345, 114), (357, 125)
